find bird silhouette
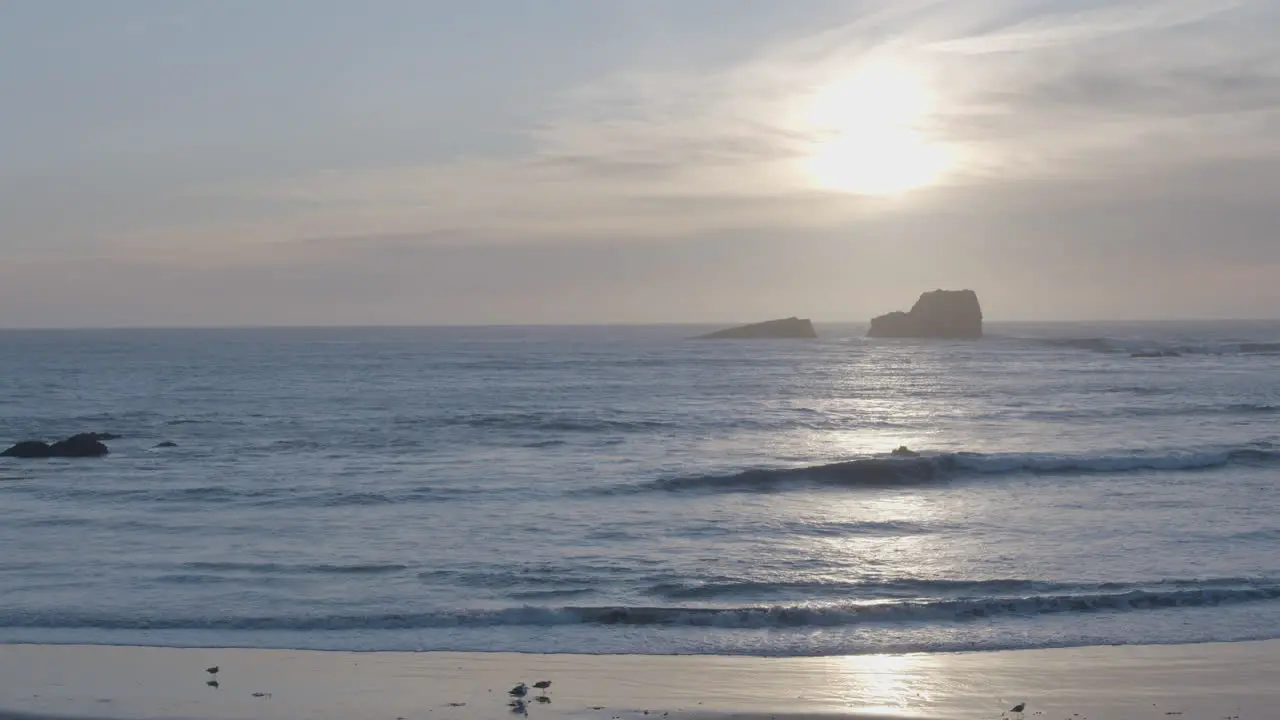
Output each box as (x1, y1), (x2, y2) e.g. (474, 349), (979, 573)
(1010, 703), (1026, 713)
(533, 681), (552, 693)
(206, 666), (220, 676)
(508, 684), (528, 698)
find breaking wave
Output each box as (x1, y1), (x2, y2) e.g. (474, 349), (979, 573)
(5, 581), (1278, 631)
(650, 445), (1279, 493)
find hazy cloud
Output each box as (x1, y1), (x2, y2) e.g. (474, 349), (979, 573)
(3, 0), (1279, 325)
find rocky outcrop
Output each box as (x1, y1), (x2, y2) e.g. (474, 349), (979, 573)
(868, 290), (983, 339)
(695, 317), (818, 340)
(2, 441), (56, 459)
(2, 433), (111, 458)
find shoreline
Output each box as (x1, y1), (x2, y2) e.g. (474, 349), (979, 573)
(3, 640), (1277, 720)
(3, 633), (1279, 657)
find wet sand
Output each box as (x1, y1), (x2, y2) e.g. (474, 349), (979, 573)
(1, 640), (1276, 719)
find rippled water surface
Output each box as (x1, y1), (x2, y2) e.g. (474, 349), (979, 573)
(1, 322), (1278, 655)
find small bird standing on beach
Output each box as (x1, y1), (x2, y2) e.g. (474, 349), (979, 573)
(1009, 702), (1026, 715)
(533, 681), (552, 694)
(509, 683), (528, 698)
(207, 666), (220, 676)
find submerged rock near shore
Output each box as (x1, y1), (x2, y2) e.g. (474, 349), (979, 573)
(695, 317), (818, 340)
(2, 433), (111, 458)
(868, 290), (983, 339)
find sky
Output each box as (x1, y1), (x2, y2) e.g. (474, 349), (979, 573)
(2, 0), (1279, 327)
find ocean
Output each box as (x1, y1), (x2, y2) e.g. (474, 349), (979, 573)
(1, 321), (1278, 657)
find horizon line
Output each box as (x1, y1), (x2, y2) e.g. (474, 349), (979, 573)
(1, 317), (1279, 332)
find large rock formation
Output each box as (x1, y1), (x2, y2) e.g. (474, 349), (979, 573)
(2, 433), (111, 458)
(868, 290), (983, 339)
(695, 317), (818, 340)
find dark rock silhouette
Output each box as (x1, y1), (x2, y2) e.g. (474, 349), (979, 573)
(695, 317), (817, 340)
(1, 441), (55, 459)
(891, 446), (920, 458)
(2, 433), (111, 458)
(49, 434), (111, 457)
(868, 290), (983, 339)
(155, 441), (179, 448)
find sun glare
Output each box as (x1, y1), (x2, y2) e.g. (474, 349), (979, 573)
(802, 62), (952, 196)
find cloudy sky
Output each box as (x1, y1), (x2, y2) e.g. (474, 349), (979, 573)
(2, 0), (1278, 327)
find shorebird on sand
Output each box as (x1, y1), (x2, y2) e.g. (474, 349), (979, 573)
(206, 666), (220, 676)
(509, 684), (528, 698)
(1009, 703), (1026, 715)
(533, 681), (552, 694)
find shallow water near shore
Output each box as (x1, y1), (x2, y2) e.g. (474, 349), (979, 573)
(1, 321), (1279, 655)
(3, 641), (1278, 720)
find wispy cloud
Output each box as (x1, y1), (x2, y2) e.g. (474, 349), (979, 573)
(927, 0), (1242, 55)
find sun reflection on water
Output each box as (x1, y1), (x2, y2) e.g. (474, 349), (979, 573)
(820, 652), (938, 715)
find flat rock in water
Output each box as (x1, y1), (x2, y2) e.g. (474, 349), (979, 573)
(695, 317), (818, 340)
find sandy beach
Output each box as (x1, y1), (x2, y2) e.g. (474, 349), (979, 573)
(1, 640), (1275, 720)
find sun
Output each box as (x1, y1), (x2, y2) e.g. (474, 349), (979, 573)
(802, 61), (952, 196)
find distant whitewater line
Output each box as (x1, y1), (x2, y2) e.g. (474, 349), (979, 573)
(417, 404), (1278, 436)
(15, 403), (1276, 448)
(1024, 337), (1280, 355)
(402, 411), (907, 434)
(984, 403), (1280, 422)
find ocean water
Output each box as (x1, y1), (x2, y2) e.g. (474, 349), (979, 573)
(1, 322), (1279, 657)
